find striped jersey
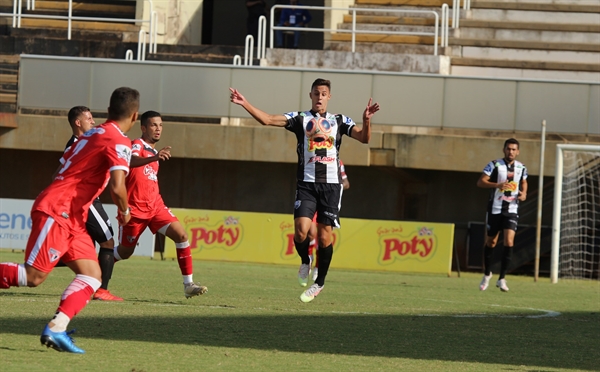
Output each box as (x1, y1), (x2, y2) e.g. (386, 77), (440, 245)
(284, 110), (355, 184)
(483, 158), (528, 214)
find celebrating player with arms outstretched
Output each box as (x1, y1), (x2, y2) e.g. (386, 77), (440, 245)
(113, 111), (208, 299)
(0, 87), (139, 353)
(230, 78), (379, 302)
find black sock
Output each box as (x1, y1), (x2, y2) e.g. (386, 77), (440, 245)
(315, 244), (333, 287)
(499, 246), (513, 279)
(294, 236), (311, 265)
(98, 248), (115, 290)
(484, 245), (494, 276)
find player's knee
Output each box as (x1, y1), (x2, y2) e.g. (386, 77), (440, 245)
(26, 274), (46, 287)
(294, 231), (308, 242)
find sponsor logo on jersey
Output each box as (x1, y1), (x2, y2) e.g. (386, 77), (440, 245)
(132, 143), (142, 152)
(308, 156), (335, 164)
(115, 144), (132, 163)
(307, 137), (334, 152)
(378, 226), (436, 264)
(143, 164), (158, 182)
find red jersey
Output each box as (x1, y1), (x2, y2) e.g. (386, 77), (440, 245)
(33, 121), (131, 230)
(127, 138), (162, 219)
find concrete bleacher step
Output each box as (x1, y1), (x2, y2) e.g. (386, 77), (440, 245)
(457, 46), (600, 64)
(355, 0), (458, 6)
(452, 57), (600, 72)
(470, 1), (600, 13)
(459, 19), (600, 33)
(468, 8), (600, 24)
(338, 23), (437, 34)
(450, 38), (600, 52)
(327, 41), (438, 55)
(15, 18), (139, 33)
(451, 65), (600, 81)
(331, 33), (437, 45)
(30, 0), (135, 15)
(0, 54), (18, 114)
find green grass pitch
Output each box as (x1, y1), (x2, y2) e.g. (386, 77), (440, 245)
(0, 250), (598, 372)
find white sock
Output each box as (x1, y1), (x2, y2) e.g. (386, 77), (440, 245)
(183, 275), (193, 285)
(17, 264), (27, 287)
(49, 311), (70, 333)
(113, 246), (123, 261)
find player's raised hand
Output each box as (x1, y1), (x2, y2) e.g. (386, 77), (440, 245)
(363, 98), (380, 122)
(229, 88), (246, 106)
(157, 146), (171, 161)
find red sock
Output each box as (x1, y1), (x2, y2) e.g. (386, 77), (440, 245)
(0, 263), (20, 289)
(176, 244), (193, 276)
(57, 275), (99, 319)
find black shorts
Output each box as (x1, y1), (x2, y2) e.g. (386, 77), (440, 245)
(86, 198), (114, 244)
(294, 181), (342, 228)
(486, 212), (519, 237)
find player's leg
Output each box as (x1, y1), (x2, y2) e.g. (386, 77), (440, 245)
(480, 212), (501, 291)
(293, 182), (318, 287)
(114, 217), (146, 261)
(308, 215), (319, 281)
(150, 205), (207, 298)
(496, 214), (518, 292)
(300, 183), (341, 303)
(87, 200), (122, 301)
(41, 231), (101, 354)
(0, 211), (61, 289)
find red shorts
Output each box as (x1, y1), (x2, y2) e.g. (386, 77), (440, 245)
(119, 206), (178, 248)
(25, 211), (97, 273)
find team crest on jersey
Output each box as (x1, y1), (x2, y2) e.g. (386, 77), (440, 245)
(127, 235), (137, 243)
(132, 144), (142, 152)
(48, 248), (60, 263)
(115, 144), (132, 163)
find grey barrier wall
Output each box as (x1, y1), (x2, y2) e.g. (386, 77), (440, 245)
(18, 55), (600, 135)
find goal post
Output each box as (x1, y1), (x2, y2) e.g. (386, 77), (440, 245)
(551, 144), (600, 283)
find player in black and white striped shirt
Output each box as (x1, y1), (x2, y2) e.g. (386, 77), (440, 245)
(477, 138), (528, 292)
(230, 78), (379, 303)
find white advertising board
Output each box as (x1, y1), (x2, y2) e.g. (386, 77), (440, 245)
(0, 198), (154, 257)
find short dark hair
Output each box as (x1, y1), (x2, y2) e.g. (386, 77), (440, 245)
(67, 106), (90, 127)
(140, 110), (161, 127)
(504, 138), (520, 149)
(108, 87), (140, 120)
(311, 78), (331, 92)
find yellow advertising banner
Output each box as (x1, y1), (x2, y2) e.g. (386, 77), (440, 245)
(165, 209), (454, 275)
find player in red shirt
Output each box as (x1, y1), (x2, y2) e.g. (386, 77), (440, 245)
(114, 110), (208, 298)
(0, 87), (139, 353)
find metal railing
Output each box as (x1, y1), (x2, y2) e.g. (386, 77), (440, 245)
(270, 5), (446, 55)
(1, 0), (157, 55)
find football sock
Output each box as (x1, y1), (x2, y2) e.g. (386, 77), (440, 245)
(98, 248), (115, 290)
(176, 242), (194, 278)
(57, 274), (101, 320)
(0, 263), (17, 288)
(315, 248), (319, 269)
(499, 246), (513, 279)
(315, 244), (333, 287)
(294, 236), (311, 265)
(113, 246), (123, 262)
(48, 311), (70, 333)
(483, 245), (494, 276)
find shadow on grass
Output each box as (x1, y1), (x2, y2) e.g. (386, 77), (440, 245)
(0, 311), (597, 370)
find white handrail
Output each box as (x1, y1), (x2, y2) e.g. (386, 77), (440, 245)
(151, 11), (158, 53)
(4, 0), (152, 41)
(233, 55), (242, 66)
(452, 0), (459, 29)
(125, 49), (134, 61)
(441, 4), (449, 48)
(137, 30), (146, 61)
(244, 35), (254, 66)
(257, 15), (267, 59)
(269, 5), (442, 56)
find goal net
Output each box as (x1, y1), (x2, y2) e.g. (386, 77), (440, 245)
(551, 144), (600, 282)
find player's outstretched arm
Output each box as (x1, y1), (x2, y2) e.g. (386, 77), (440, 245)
(109, 169), (130, 225)
(229, 88), (287, 127)
(351, 98), (380, 144)
(130, 146), (171, 168)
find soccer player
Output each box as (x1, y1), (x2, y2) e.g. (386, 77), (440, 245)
(113, 110), (208, 299)
(0, 87), (139, 353)
(477, 138), (528, 292)
(230, 78), (379, 303)
(310, 160), (349, 281)
(54, 106), (123, 301)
